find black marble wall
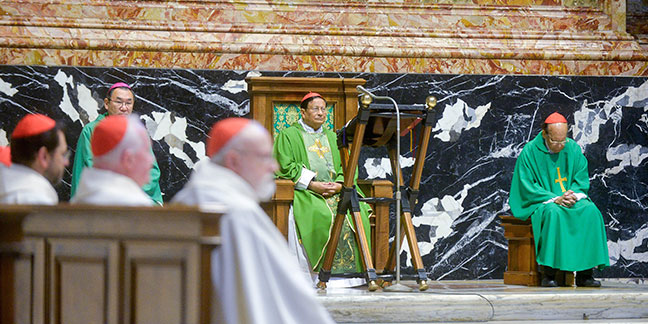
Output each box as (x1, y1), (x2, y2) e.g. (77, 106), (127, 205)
(1, 66), (646, 279)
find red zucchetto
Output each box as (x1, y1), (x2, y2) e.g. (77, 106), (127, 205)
(301, 92), (323, 104)
(207, 118), (251, 157)
(544, 112), (568, 124)
(11, 114), (56, 139)
(91, 115), (129, 157)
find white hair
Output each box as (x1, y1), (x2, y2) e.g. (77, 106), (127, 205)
(210, 121), (267, 165)
(94, 115), (148, 169)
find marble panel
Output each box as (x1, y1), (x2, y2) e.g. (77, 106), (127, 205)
(1, 0), (646, 75)
(1, 49), (647, 75)
(0, 66), (646, 279)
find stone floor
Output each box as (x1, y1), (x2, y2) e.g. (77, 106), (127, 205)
(317, 278), (648, 324)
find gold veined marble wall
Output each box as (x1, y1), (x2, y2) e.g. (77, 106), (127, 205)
(0, 0), (646, 75)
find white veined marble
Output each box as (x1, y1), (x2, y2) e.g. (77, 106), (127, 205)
(141, 111), (207, 169)
(608, 225), (648, 265)
(221, 70), (261, 94)
(432, 98), (491, 142)
(363, 156), (415, 179)
(605, 144), (648, 176)
(0, 78), (18, 97)
(53, 70), (80, 123)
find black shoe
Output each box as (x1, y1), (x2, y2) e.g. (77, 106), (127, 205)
(576, 269), (601, 287)
(540, 265), (558, 287)
(576, 277), (601, 287)
(541, 276), (558, 287)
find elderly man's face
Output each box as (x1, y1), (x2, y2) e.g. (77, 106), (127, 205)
(104, 88), (134, 116)
(237, 130), (278, 201)
(542, 123), (568, 154)
(301, 97), (327, 130)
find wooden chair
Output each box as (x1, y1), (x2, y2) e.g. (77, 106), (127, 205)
(500, 215), (574, 286)
(246, 76), (392, 272)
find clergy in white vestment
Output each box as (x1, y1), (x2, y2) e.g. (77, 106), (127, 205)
(172, 118), (335, 324)
(71, 115), (154, 206)
(0, 114), (69, 205)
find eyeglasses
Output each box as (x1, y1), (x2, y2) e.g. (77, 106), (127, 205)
(547, 138), (566, 145)
(109, 99), (134, 107)
(306, 107), (327, 113)
(63, 150), (71, 160)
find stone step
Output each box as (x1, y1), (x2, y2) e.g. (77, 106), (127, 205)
(317, 279), (648, 323)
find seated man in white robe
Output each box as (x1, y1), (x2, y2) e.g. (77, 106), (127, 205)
(0, 114), (69, 204)
(172, 118), (335, 324)
(71, 115), (154, 206)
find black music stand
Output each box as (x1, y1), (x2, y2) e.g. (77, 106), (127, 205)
(316, 93), (437, 291)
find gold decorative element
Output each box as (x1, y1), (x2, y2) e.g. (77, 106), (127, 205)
(368, 280), (379, 291)
(316, 281), (327, 290)
(418, 280), (429, 291)
(555, 167), (567, 192)
(426, 96), (437, 110)
(360, 93), (372, 108)
(308, 139), (330, 159)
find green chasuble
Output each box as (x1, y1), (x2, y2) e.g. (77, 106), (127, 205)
(70, 113), (163, 205)
(509, 132), (609, 271)
(274, 122), (372, 273)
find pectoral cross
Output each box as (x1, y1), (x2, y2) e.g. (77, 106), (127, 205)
(554, 167), (567, 192)
(308, 139), (330, 159)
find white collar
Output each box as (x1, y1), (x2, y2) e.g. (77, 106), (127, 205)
(299, 119), (323, 134)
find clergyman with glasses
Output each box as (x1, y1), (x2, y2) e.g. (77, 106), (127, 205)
(273, 92), (372, 287)
(70, 82), (162, 205)
(509, 112), (609, 288)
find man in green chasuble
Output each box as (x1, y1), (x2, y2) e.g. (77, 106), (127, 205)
(509, 112), (609, 287)
(273, 92), (372, 284)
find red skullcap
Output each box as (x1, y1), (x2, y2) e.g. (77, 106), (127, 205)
(544, 112), (567, 124)
(301, 92), (323, 103)
(0, 146), (10, 167)
(91, 115), (129, 157)
(207, 118), (251, 157)
(11, 114), (56, 139)
(109, 82), (131, 92)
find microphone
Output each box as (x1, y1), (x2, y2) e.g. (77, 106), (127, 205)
(356, 85), (391, 101)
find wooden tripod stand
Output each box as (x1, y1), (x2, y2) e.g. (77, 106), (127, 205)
(316, 94), (437, 291)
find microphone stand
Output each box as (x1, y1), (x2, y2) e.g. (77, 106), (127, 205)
(356, 85), (413, 292)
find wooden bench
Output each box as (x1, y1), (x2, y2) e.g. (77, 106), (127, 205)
(500, 215), (574, 286)
(0, 204), (223, 324)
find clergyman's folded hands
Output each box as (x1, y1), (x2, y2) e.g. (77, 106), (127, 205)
(555, 190), (577, 208)
(308, 181), (342, 198)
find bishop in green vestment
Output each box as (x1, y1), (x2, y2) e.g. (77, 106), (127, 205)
(509, 112), (609, 287)
(70, 82), (162, 205)
(273, 93), (372, 274)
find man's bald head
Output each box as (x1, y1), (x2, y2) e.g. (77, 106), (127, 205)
(208, 118), (278, 201)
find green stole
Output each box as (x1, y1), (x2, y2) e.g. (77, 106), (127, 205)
(300, 129), (359, 273)
(273, 122), (372, 273)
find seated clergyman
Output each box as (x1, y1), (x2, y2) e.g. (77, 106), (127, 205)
(0, 114), (69, 205)
(273, 92), (372, 286)
(509, 112), (609, 287)
(71, 115), (155, 206)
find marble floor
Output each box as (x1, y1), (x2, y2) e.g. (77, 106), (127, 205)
(317, 279), (648, 324)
